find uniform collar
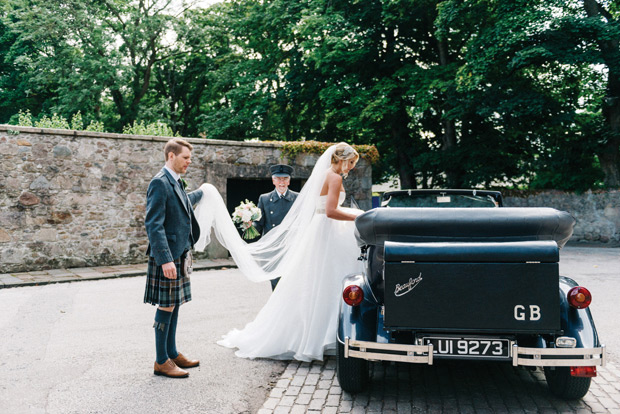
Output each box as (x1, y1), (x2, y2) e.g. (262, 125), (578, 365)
(271, 189), (290, 202)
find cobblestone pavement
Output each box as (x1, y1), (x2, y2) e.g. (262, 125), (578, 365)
(0, 258), (235, 288)
(259, 358), (620, 414)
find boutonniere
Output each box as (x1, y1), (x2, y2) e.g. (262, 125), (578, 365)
(180, 177), (189, 191)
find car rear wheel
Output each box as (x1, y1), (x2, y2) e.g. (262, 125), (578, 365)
(336, 340), (369, 393)
(544, 367), (592, 400)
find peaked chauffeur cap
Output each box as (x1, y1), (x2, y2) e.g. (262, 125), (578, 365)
(270, 164), (294, 177)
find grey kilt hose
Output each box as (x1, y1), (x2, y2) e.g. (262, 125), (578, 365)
(144, 254), (191, 307)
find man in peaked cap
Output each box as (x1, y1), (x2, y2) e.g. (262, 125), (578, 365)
(254, 164), (299, 290)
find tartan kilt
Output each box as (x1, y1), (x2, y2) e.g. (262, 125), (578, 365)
(143, 256), (191, 307)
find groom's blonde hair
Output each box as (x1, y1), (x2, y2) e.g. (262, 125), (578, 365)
(331, 142), (359, 164)
(164, 138), (193, 161)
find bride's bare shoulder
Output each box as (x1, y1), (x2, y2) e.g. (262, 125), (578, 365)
(320, 169), (342, 195)
(325, 169), (342, 184)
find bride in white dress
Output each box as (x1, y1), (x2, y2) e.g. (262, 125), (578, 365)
(193, 143), (363, 361)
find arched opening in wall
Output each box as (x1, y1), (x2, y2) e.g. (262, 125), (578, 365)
(226, 178), (303, 215)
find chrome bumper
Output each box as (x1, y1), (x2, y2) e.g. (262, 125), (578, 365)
(344, 337), (606, 368)
(512, 344), (606, 367)
(344, 337), (434, 364)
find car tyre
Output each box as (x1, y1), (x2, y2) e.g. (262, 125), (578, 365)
(544, 367), (591, 400)
(336, 340), (369, 393)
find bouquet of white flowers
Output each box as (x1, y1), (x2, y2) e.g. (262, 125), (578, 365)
(232, 200), (262, 240)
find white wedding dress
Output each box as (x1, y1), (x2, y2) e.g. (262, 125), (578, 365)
(217, 192), (361, 361)
(193, 144), (363, 361)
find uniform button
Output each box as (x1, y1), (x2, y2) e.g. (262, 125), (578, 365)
(272, 224), (275, 227)
(270, 211), (274, 214)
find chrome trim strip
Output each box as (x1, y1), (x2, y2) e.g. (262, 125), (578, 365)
(344, 338), (605, 368)
(345, 338), (433, 365)
(511, 344), (606, 367)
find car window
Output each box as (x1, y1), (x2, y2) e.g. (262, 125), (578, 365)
(382, 193), (499, 208)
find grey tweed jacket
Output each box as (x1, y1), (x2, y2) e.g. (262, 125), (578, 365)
(145, 168), (203, 266)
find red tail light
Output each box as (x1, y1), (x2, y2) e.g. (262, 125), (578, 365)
(571, 366), (597, 377)
(343, 285), (364, 306)
(567, 286), (592, 309)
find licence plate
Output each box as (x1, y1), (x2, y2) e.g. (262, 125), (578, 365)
(422, 337), (510, 358)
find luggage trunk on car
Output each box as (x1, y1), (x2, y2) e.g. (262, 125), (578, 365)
(383, 240), (561, 333)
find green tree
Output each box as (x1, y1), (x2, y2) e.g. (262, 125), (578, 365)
(3, 0), (188, 130)
(291, 0), (492, 188)
(194, 0), (326, 141)
(0, 14), (59, 123)
(1, 0), (614, 190)
(204, 0), (612, 190)
(142, 5), (226, 137)
(580, 0), (620, 187)
(438, 0), (615, 189)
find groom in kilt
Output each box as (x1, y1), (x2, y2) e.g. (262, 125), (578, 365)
(144, 137), (203, 378)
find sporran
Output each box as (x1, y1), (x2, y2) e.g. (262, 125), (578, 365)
(182, 251), (193, 278)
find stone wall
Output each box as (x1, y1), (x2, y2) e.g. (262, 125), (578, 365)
(0, 125), (373, 273)
(505, 190), (620, 245)
(1, 124), (616, 274)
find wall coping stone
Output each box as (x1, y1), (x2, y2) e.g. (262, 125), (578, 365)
(0, 123), (281, 149)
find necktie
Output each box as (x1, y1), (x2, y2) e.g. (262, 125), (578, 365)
(178, 179), (189, 212)
(177, 178), (192, 240)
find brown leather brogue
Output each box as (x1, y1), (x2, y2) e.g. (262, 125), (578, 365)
(154, 359), (189, 378)
(172, 352), (200, 368)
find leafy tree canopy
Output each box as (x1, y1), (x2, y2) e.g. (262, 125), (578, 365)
(0, 0), (617, 190)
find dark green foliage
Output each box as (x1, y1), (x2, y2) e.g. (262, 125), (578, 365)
(0, 0), (618, 190)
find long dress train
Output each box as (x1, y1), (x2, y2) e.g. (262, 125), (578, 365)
(216, 192), (361, 361)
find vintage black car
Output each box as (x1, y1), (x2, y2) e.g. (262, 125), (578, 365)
(337, 189), (606, 400)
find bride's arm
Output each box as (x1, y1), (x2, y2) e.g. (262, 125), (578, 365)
(324, 172), (358, 221)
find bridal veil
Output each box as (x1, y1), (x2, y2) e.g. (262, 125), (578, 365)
(194, 144), (339, 283)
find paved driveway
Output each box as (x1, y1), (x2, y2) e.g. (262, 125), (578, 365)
(1, 245), (618, 414)
(0, 268), (286, 414)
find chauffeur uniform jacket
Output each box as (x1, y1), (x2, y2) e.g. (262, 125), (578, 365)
(254, 188), (299, 235)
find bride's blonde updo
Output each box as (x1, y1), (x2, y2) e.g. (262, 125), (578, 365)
(331, 142), (359, 165)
